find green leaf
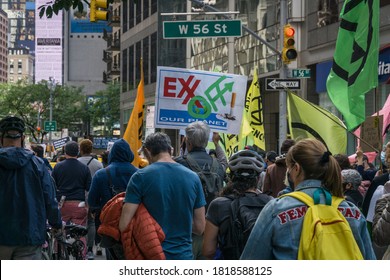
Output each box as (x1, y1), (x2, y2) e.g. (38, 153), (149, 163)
(46, 6), (53, 18)
(63, 0), (72, 10)
(78, 1), (84, 12)
(73, 1), (79, 9)
(53, 3), (59, 15)
(39, 7), (45, 18)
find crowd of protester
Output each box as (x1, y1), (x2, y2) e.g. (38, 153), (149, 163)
(1, 116), (389, 260)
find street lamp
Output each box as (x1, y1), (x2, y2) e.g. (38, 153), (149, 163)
(48, 77), (56, 157)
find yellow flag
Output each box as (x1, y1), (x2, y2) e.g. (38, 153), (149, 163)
(123, 58), (145, 167)
(220, 131), (253, 159)
(287, 91), (347, 155)
(220, 134), (241, 158)
(244, 68), (265, 150)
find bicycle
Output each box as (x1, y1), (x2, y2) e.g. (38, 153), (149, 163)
(42, 227), (54, 260)
(42, 223), (88, 260)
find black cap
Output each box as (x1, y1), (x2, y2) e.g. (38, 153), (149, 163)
(64, 141), (79, 157)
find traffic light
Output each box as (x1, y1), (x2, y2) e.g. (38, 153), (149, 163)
(282, 24), (297, 64)
(36, 126), (41, 133)
(90, 0), (109, 22)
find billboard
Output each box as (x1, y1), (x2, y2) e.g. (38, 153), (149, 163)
(35, 0), (63, 83)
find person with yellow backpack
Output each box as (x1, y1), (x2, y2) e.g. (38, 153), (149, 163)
(240, 138), (376, 260)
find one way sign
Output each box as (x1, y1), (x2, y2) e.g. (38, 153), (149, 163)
(265, 78), (301, 90)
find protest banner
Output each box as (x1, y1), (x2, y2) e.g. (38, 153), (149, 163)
(155, 67), (248, 134)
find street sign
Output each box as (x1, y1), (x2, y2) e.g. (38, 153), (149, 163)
(44, 121), (57, 132)
(163, 20), (242, 39)
(289, 68), (311, 78)
(265, 78), (301, 90)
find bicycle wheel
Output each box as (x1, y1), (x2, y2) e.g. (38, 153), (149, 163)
(55, 240), (70, 260)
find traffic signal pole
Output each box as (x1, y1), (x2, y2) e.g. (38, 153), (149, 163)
(279, 0), (288, 153)
(187, 0), (287, 152)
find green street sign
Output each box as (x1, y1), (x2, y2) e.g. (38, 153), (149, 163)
(44, 121), (57, 132)
(290, 69), (311, 78)
(163, 20), (242, 39)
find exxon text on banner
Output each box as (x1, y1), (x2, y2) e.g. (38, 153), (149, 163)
(155, 67), (248, 134)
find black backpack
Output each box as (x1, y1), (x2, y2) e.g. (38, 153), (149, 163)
(105, 168), (127, 197)
(221, 193), (271, 259)
(184, 154), (223, 208)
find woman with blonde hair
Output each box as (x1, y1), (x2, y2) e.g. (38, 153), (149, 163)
(241, 138), (375, 260)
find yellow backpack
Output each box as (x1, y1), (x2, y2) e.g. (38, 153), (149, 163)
(284, 189), (364, 260)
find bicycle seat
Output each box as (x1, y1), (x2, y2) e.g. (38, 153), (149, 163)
(65, 224), (88, 237)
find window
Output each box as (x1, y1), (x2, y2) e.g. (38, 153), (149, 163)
(18, 59), (22, 74)
(151, 32), (157, 83)
(136, 0), (142, 24)
(143, 0), (149, 20)
(151, 0), (157, 14)
(129, 46), (134, 89)
(143, 36), (149, 84)
(136, 41), (141, 84)
(9, 59), (14, 74)
(123, 0), (128, 32)
(317, 0), (339, 27)
(122, 48), (128, 92)
(129, 0), (135, 29)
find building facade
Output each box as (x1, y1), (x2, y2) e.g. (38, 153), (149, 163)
(0, 0), (35, 53)
(103, 0), (121, 85)
(8, 48), (33, 83)
(63, 2), (113, 136)
(0, 8), (7, 83)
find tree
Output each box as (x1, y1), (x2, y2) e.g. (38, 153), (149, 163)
(0, 81), (87, 143)
(88, 82), (120, 135)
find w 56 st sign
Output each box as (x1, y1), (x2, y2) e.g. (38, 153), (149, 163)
(155, 67), (248, 134)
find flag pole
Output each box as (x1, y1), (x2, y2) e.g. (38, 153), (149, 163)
(285, 88), (380, 154)
(375, 88), (384, 173)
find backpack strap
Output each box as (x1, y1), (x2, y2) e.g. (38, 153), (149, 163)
(86, 156), (94, 166)
(183, 154), (203, 173)
(210, 157), (220, 173)
(283, 191), (314, 207)
(283, 189), (344, 208)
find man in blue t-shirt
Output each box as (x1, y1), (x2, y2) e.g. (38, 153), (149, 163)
(119, 132), (206, 260)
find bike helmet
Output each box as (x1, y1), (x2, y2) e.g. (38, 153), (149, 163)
(228, 149), (265, 178)
(0, 116), (25, 138)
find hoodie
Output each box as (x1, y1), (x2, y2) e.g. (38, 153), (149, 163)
(0, 147), (62, 246)
(88, 139), (138, 210)
(262, 157), (288, 198)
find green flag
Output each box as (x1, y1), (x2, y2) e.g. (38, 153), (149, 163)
(287, 92), (347, 155)
(326, 0), (379, 131)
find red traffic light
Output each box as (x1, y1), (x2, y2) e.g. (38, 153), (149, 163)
(284, 26), (295, 37)
(282, 24), (297, 64)
(36, 126), (41, 132)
